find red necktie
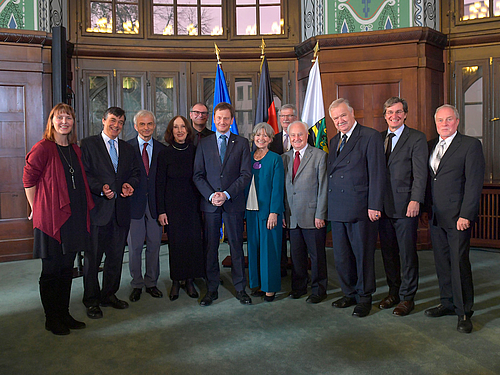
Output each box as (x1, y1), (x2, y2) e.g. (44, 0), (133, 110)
(292, 151), (300, 182)
(142, 143), (149, 175)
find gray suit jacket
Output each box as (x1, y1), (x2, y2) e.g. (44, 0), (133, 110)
(282, 145), (328, 229)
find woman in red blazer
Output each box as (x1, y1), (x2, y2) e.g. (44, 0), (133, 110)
(23, 103), (94, 335)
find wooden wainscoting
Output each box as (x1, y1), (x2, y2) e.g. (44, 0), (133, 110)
(472, 184), (500, 248)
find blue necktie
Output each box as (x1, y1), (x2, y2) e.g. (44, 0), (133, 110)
(337, 134), (347, 156)
(109, 139), (118, 172)
(219, 135), (227, 163)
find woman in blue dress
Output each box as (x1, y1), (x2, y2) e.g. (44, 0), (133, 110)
(246, 123), (284, 302)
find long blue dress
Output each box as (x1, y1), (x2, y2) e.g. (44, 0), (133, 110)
(246, 150), (284, 292)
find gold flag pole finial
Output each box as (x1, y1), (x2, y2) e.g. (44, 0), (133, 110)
(215, 43), (221, 65)
(260, 38), (266, 59)
(312, 41), (320, 63)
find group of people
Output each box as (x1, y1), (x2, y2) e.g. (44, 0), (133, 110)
(23, 95), (484, 336)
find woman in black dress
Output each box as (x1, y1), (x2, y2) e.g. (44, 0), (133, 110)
(157, 116), (204, 300)
(23, 103), (94, 335)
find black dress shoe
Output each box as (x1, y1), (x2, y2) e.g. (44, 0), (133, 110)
(457, 315), (473, 333)
(264, 293), (276, 302)
(61, 314), (86, 329)
(200, 291), (218, 306)
(169, 281), (180, 301)
(378, 294), (400, 309)
(146, 286), (163, 298)
(45, 319), (70, 335)
(86, 305), (103, 319)
(288, 290), (307, 299)
(306, 294), (327, 304)
(185, 279), (199, 298)
(100, 295), (129, 309)
(332, 296), (357, 308)
(251, 289), (266, 297)
(352, 302), (372, 317)
(425, 304), (455, 318)
(236, 291), (252, 305)
(129, 288), (142, 302)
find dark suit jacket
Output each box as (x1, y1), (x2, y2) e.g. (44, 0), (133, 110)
(193, 127), (215, 147)
(193, 132), (252, 213)
(127, 137), (166, 219)
(269, 129), (315, 155)
(81, 134), (140, 227)
(381, 126), (428, 218)
(327, 123), (386, 222)
(427, 132), (484, 228)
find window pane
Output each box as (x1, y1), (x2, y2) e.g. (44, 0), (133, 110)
(89, 2), (112, 33)
(236, 8), (256, 35)
(464, 103), (483, 137)
(201, 0), (221, 4)
(155, 77), (174, 141)
(178, 0), (197, 4)
(153, 6), (174, 34)
(495, 0), (500, 16)
(260, 0), (280, 4)
(178, 7), (198, 35)
(154, 0), (173, 3)
(234, 78), (254, 139)
(260, 6), (281, 34)
(121, 76), (143, 140)
(116, 4), (139, 34)
(88, 75), (109, 136)
(201, 7), (222, 35)
(236, 0), (255, 4)
(203, 77), (216, 119)
(462, 0), (490, 20)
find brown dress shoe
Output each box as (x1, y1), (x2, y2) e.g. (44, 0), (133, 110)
(378, 295), (400, 309)
(393, 300), (415, 316)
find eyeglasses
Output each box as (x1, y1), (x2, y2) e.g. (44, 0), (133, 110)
(191, 110), (209, 117)
(279, 115), (296, 119)
(386, 110), (405, 116)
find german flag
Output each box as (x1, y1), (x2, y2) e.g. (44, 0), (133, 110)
(255, 56), (279, 134)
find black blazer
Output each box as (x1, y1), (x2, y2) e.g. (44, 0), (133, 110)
(427, 132), (484, 228)
(127, 137), (166, 219)
(81, 134), (140, 227)
(269, 129), (315, 155)
(327, 123), (386, 222)
(381, 126), (428, 218)
(193, 132), (252, 213)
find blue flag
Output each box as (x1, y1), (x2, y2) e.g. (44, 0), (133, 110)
(212, 64), (238, 134)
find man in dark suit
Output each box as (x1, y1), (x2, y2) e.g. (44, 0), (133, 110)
(282, 121), (328, 303)
(327, 98), (385, 318)
(193, 102), (252, 306)
(377, 97), (428, 316)
(127, 110), (166, 303)
(81, 107), (140, 319)
(424, 104), (484, 333)
(190, 102), (214, 146)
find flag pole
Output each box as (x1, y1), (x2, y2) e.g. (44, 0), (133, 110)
(214, 43), (221, 65)
(312, 41), (319, 63)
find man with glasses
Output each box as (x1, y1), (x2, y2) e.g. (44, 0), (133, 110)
(190, 102), (214, 146)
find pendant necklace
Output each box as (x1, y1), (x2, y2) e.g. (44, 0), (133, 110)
(172, 143), (189, 151)
(57, 144), (76, 189)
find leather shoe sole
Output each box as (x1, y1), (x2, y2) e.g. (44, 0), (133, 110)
(457, 316), (473, 333)
(392, 300), (414, 316)
(129, 288), (142, 302)
(352, 303), (372, 317)
(200, 291), (218, 306)
(288, 290), (307, 299)
(306, 294), (327, 304)
(86, 306), (103, 319)
(425, 305), (455, 318)
(146, 287), (163, 298)
(378, 295), (400, 309)
(332, 296), (357, 308)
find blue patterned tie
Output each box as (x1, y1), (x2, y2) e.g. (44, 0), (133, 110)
(337, 134), (347, 156)
(109, 139), (118, 172)
(219, 135), (227, 163)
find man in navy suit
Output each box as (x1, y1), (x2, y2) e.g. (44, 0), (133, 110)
(193, 102), (252, 306)
(377, 97), (428, 316)
(327, 98), (385, 318)
(424, 104), (484, 333)
(81, 107), (140, 319)
(127, 110), (166, 303)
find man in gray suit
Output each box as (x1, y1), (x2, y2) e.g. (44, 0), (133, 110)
(282, 121), (328, 304)
(378, 97), (428, 316)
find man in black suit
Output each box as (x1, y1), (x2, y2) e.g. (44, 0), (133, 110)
(190, 102), (214, 146)
(81, 107), (140, 319)
(327, 98), (385, 318)
(377, 97), (428, 316)
(193, 102), (252, 306)
(269, 104), (314, 276)
(424, 104), (484, 333)
(127, 110), (166, 303)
